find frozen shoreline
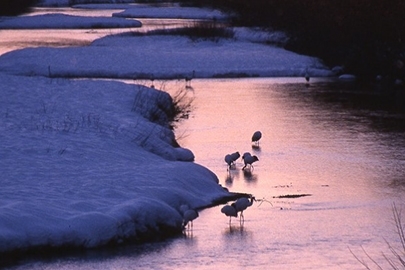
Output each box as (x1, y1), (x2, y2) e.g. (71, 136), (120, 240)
(0, 73), (249, 260)
(0, 2), (333, 262)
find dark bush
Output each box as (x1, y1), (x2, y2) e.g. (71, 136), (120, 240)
(0, 0), (38, 16)
(123, 21), (233, 42)
(180, 0), (405, 81)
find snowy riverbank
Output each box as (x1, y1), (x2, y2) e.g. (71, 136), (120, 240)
(0, 74), (239, 258)
(0, 2), (333, 262)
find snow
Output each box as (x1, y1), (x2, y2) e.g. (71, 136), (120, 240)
(111, 5), (228, 20)
(0, 74), (229, 254)
(0, 2), (334, 257)
(0, 35), (332, 79)
(0, 13), (141, 29)
(37, 0), (135, 7)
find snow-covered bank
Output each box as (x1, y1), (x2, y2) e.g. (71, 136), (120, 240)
(0, 2), (333, 261)
(111, 5), (228, 20)
(0, 73), (237, 257)
(0, 13), (141, 29)
(37, 0), (134, 7)
(0, 34), (332, 79)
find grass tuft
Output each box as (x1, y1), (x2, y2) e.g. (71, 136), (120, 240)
(124, 21), (234, 42)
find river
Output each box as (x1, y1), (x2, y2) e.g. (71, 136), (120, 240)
(2, 6), (405, 270)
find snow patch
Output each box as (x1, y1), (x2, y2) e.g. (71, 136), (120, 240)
(0, 74), (228, 254)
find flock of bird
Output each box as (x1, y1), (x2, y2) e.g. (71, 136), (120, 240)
(225, 131), (261, 171)
(177, 69), (315, 231)
(221, 196), (256, 225)
(181, 195), (257, 231)
(181, 131), (263, 231)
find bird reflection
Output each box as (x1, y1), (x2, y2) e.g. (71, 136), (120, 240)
(251, 144), (261, 152)
(223, 224), (248, 237)
(183, 229), (195, 238)
(242, 170), (258, 183)
(225, 173), (234, 187)
(224, 168), (240, 187)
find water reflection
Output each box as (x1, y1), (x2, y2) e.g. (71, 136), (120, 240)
(242, 169), (258, 184)
(0, 8), (206, 56)
(7, 78), (405, 270)
(5, 5), (405, 270)
(225, 170), (235, 187)
(223, 224), (249, 237)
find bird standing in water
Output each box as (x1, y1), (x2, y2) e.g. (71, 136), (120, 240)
(251, 131), (262, 145)
(182, 207), (199, 230)
(234, 196), (255, 222)
(221, 204), (238, 225)
(305, 68), (310, 86)
(242, 152), (259, 170)
(225, 151), (241, 170)
(185, 70), (195, 88)
(224, 154), (233, 170)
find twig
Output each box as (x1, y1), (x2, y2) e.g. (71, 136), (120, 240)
(348, 246), (372, 270)
(256, 197), (273, 207)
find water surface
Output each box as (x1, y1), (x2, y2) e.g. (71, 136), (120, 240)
(0, 7), (205, 56)
(2, 6), (405, 269)
(9, 78), (405, 269)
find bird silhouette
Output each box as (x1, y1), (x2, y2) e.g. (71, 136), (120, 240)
(150, 74), (155, 88)
(180, 204), (190, 214)
(230, 151), (240, 163)
(242, 152), (259, 170)
(224, 151), (241, 170)
(251, 131), (262, 145)
(305, 71), (310, 82)
(234, 196), (255, 222)
(185, 70), (195, 88)
(224, 154), (233, 170)
(221, 204), (238, 225)
(305, 68), (310, 86)
(182, 208), (199, 230)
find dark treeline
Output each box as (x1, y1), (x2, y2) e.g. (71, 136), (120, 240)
(0, 0), (39, 16)
(181, 0), (405, 82)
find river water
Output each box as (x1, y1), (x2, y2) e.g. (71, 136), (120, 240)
(3, 6), (405, 270)
(8, 78), (405, 270)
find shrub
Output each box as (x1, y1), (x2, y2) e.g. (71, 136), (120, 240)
(351, 203), (405, 269)
(169, 87), (194, 128)
(125, 21), (234, 42)
(181, 0), (405, 81)
(0, 0), (38, 16)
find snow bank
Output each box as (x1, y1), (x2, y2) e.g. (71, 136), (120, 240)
(0, 1), (334, 257)
(112, 5), (228, 20)
(73, 3), (228, 21)
(0, 74), (229, 254)
(0, 35), (332, 79)
(37, 0), (135, 7)
(233, 27), (290, 46)
(0, 13), (141, 29)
